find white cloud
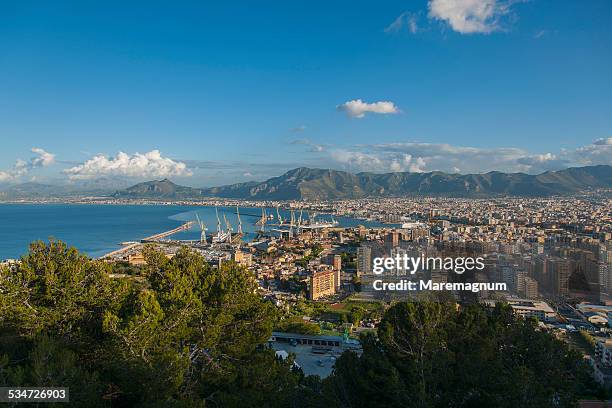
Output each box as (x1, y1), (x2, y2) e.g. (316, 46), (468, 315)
(321, 138), (612, 175)
(593, 137), (612, 146)
(63, 150), (192, 180)
(516, 153), (568, 172)
(385, 12), (419, 34)
(330, 149), (426, 173)
(390, 155), (426, 172)
(323, 143), (549, 174)
(0, 148), (56, 182)
(30, 148), (56, 167)
(428, 0), (513, 34)
(573, 138), (612, 166)
(330, 150), (386, 171)
(291, 139), (326, 152)
(408, 15), (419, 34)
(533, 29), (548, 39)
(517, 152), (557, 164)
(337, 99), (400, 119)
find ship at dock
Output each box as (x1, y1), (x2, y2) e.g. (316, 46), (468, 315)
(256, 206), (339, 237)
(191, 206), (244, 246)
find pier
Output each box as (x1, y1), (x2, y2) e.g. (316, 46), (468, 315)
(100, 221), (193, 259)
(141, 221), (193, 243)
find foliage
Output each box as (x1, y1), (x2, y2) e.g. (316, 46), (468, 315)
(111, 261), (143, 276)
(275, 318), (321, 335)
(0, 241), (299, 407)
(578, 329), (596, 353)
(323, 300), (601, 408)
(310, 244), (324, 258)
(0, 241), (604, 407)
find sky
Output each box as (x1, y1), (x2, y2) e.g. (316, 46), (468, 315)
(0, 0), (611, 187)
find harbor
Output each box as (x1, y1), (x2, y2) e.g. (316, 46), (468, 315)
(100, 220), (193, 259)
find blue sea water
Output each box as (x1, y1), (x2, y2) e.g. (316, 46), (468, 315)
(0, 204), (385, 260)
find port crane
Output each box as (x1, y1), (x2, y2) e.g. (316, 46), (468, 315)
(256, 208), (267, 232)
(297, 208), (303, 234)
(276, 206), (284, 225)
(223, 213), (233, 243)
(288, 210), (295, 237)
(215, 207), (224, 242)
(194, 213), (208, 244)
(236, 206), (243, 235)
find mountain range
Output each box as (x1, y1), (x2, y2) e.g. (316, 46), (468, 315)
(0, 178), (134, 199)
(111, 165), (612, 200)
(0, 182), (108, 199)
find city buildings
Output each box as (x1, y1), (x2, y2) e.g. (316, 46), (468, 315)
(309, 268), (337, 300)
(357, 246), (372, 277)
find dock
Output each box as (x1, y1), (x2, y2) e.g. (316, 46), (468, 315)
(141, 221), (193, 243)
(100, 221), (193, 259)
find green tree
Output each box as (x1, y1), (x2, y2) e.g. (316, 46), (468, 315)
(0, 242), (302, 407)
(1, 241), (603, 407)
(103, 246), (284, 404)
(276, 318), (322, 335)
(323, 301), (600, 408)
(0, 335), (107, 407)
(0, 240), (127, 341)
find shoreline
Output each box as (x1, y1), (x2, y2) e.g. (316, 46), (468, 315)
(99, 221), (193, 260)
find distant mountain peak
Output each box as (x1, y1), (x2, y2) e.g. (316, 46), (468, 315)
(112, 178), (201, 199)
(110, 164), (612, 200)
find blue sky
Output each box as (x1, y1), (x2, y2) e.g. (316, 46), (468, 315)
(0, 0), (611, 187)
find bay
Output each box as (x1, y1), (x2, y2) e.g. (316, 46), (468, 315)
(0, 204), (387, 260)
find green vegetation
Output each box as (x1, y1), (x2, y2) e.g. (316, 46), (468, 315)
(275, 318), (321, 335)
(310, 244), (324, 257)
(324, 301), (603, 407)
(277, 276), (307, 296)
(289, 299), (384, 325)
(352, 275), (362, 292)
(578, 329), (597, 353)
(0, 241), (604, 407)
(322, 300), (384, 325)
(0, 240), (305, 407)
(111, 260), (143, 276)
(295, 244), (324, 268)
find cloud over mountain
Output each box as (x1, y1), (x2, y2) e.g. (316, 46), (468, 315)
(0, 148), (56, 182)
(291, 139), (326, 152)
(63, 150), (192, 180)
(292, 138), (612, 175)
(574, 137), (612, 166)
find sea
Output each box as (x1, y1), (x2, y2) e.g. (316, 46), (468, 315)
(0, 204), (386, 260)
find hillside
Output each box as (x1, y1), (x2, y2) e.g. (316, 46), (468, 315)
(112, 179), (203, 199)
(196, 165), (612, 200)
